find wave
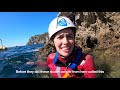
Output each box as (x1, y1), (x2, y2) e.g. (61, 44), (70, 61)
(0, 44), (44, 78)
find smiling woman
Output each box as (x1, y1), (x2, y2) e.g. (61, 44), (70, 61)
(47, 16), (96, 78)
(53, 28), (75, 58)
(45, 16), (96, 78)
(26, 16), (96, 78)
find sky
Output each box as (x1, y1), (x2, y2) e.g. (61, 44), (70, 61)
(0, 12), (58, 47)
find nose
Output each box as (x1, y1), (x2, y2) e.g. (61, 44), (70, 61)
(63, 37), (69, 45)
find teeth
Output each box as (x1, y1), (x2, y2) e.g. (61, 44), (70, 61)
(62, 47), (69, 50)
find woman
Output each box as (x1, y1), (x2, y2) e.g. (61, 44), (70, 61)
(27, 16), (96, 78)
(46, 16), (96, 78)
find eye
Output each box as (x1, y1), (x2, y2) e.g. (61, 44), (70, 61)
(67, 35), (74, 38)
(57, 36), (63, 39)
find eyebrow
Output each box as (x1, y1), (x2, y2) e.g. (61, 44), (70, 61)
(58, 32), (73, 35)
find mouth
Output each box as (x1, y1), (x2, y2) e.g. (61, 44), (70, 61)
(61, 47), (70, 53)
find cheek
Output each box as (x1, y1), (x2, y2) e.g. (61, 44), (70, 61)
(70, 40), (75, 46)
(53, 39), (61, 48)
(69, 40), (75, 51)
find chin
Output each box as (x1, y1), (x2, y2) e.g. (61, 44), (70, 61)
(61, 53), (70, 57)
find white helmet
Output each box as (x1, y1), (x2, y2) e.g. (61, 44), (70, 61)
(48, 16), (76, 40)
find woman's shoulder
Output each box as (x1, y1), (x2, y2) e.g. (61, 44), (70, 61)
(47, 53), (56, 64)
(47, 53), (56, 59)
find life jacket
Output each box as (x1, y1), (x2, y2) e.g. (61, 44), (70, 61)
(48, 48), (83, 78)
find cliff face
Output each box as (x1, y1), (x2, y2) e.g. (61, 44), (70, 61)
(58, 12), (120, 49)
(27, 32), (49, 45)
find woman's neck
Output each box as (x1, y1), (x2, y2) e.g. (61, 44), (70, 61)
(58, 46), (77, 62)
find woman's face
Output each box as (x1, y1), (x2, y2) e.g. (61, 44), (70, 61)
(53, 28), (75, 58)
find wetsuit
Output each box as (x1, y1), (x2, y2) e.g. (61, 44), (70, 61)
(47, 46), (96, 78)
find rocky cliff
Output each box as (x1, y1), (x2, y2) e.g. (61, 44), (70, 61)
(27, 32), (49, 45)
(58, 12), (120, 49)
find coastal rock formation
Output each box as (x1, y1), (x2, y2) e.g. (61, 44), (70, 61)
(27, 32), (48, 45)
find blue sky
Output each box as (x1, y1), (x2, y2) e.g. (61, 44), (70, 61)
(0, 12), (58, 47)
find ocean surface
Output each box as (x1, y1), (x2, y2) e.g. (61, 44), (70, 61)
(0, 44), (44, 78)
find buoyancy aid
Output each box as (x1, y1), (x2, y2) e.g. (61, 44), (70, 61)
(47, 47), (84, 78)
(47, 47), (96, 78)
(54, 48), (82, 78)
(53, 48), (82, 69)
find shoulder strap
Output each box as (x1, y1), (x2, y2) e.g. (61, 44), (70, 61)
(52, 51), (58, 64)
(69, 48), (82, 69)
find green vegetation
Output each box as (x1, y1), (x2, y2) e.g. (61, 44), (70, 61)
(92, 48), (120, 78)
